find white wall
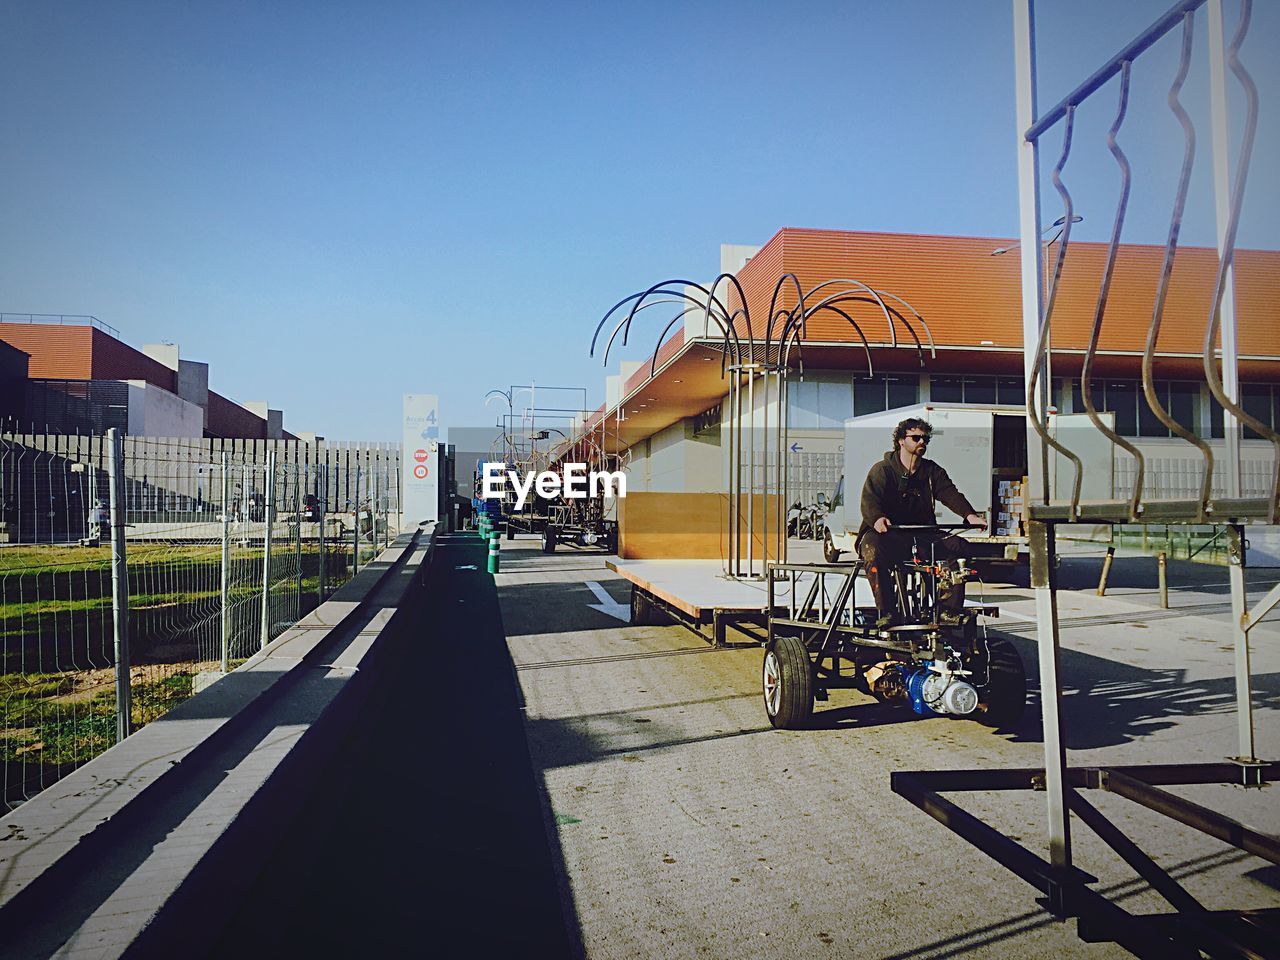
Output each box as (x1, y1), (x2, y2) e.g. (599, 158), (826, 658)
(125, 381), (203, 437)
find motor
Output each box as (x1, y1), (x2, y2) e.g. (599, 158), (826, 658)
(904, 660), (979, 717)
(867, 660), (978, 717)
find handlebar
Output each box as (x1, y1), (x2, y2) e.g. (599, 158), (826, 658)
(889, 523), (983, 531)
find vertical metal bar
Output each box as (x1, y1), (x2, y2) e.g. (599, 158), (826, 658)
(1097, 545), (1115, 596)
(1013, 0), (1048, 503)
(106, 428), (131, 743)
(259, 452), (276, 650)
(732, 371), (742, 576)
(352, 465), (361, 576)
(373, 467), (380, 556)
(747, 367), (755, 577)
(1158, 551), (1169, 608)
(1029, 519), (1072, 910)
(221, 454), (230, 672)
(295, 465), (303, 617)
(1227, 525), (1256, 760)
(318, 464), (327, 602)
(1208, 0), (1241, 499)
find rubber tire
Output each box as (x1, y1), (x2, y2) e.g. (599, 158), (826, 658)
(542, 525), (558, 553)
(823, 528), (842, 563)
(977, 635), (1027, 729)
(763, 634), (814, 729)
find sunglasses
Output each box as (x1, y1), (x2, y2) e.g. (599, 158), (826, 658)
(905, 434), (930, 444)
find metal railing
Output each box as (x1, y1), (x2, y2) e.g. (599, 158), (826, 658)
(0, 430), (393, 810)
(0, 313), (120, 337)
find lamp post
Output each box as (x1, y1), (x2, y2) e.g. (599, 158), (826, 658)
(992, 214), (1083, 414)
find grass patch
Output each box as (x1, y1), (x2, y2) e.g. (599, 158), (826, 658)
(2, 667), (207, 764)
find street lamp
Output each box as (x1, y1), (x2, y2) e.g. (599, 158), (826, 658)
(991, 214), (1083, 413)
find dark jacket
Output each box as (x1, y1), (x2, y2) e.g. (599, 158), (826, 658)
(858, 450), (976, 538)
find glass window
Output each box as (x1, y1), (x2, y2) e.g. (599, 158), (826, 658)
(1242, 383), (1271, 440)
(997, 377), (1025, 406)
(1208, 389), (1225, 439)
(1138, 381), (1169, 437)
(1108, 381), (1137, 436)
(853, 375), (885, 416)
(1168, 381), (1197, 435)
(931, 375), (963, 403)
(886, 375), (918, 410)
(964, 376), (997, 405)
(817, 380), (852, 428)
(789, 380), (819, 429)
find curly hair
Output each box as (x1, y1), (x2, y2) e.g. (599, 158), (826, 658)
(892, 417), (932, 451)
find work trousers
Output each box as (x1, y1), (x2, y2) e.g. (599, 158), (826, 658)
(857, 528), (970, 615)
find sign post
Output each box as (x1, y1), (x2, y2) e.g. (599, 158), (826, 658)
(402, 394), (440, 526)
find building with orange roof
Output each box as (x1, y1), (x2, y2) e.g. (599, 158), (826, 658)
(568, 227), (1279, 557)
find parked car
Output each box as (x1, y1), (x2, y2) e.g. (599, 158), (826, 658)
(300, 493), (321, 521)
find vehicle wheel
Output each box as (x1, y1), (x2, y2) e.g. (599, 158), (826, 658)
(977, 636), (1026, 729)
(823, 528), (841, 563)
(763, 634), (814, 729)
(541, 525), (558, 553)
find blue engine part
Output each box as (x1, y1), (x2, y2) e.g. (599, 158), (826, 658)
(904, 663), (939, 717)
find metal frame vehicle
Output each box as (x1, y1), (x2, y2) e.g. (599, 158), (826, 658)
(762, 524), (1026, 729)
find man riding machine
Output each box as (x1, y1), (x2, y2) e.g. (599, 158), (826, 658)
(762, 418), (1026, 729)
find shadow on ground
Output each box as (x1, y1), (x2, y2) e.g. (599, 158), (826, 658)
(194, 535), (583, 959)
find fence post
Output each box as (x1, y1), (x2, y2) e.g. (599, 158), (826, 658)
(295, 466), (303, 619)
(373, 468), (380, 557)
(260, 451), (276, 650)
(106, 428), (132, 743)
(352, 465), (361, 576)
(318, 465), (327, 602)
(221, 453), (231, 673)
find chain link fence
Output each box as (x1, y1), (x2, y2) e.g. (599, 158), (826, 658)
(1, 431), (397, 810)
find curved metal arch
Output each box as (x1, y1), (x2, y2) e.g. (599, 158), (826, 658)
(769, 307), (801, 370)
(796, 278), (898, 349)
(619, 293), (737, 350)
(782, 321), (807, 382)
(1143, 12), (1214, 511)
(765, 273), (808, 359)
(599, 285), (737, 369)
(591, 282), (735, 359)
(1027, 106), (1084, 510)
(1201, 0), (1279, 518)
(781, 301), (875, 377)
(798, 293), (919, 367)
(869, 289), (937, 358)
(1079, 60), (1145, 519)
(782, 289), (920, 367)
(705, 273), (755, 366)
(621, 279), (744, 369)
(648, 304), (704, 379)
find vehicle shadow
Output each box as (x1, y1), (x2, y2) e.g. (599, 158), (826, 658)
(993, 632), (1280, 749)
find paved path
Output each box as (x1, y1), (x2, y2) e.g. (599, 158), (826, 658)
(500, 541), (1280, 959)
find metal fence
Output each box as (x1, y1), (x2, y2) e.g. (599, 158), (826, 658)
(1, 430), (397, 810)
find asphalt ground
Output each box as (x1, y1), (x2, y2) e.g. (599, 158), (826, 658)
(198, 534), (578, 959)
(499, 539), (1280, 959)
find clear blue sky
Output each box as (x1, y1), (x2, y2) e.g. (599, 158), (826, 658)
(2, 0), (1276, 440)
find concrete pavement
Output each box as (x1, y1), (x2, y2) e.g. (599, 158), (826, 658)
(499, 540), (1280, 959)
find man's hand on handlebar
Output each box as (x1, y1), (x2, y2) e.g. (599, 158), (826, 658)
(965, 512), (987, 531)
(873, 516), (892, 534)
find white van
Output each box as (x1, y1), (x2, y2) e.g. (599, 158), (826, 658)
(822, 404), (1113, 562)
